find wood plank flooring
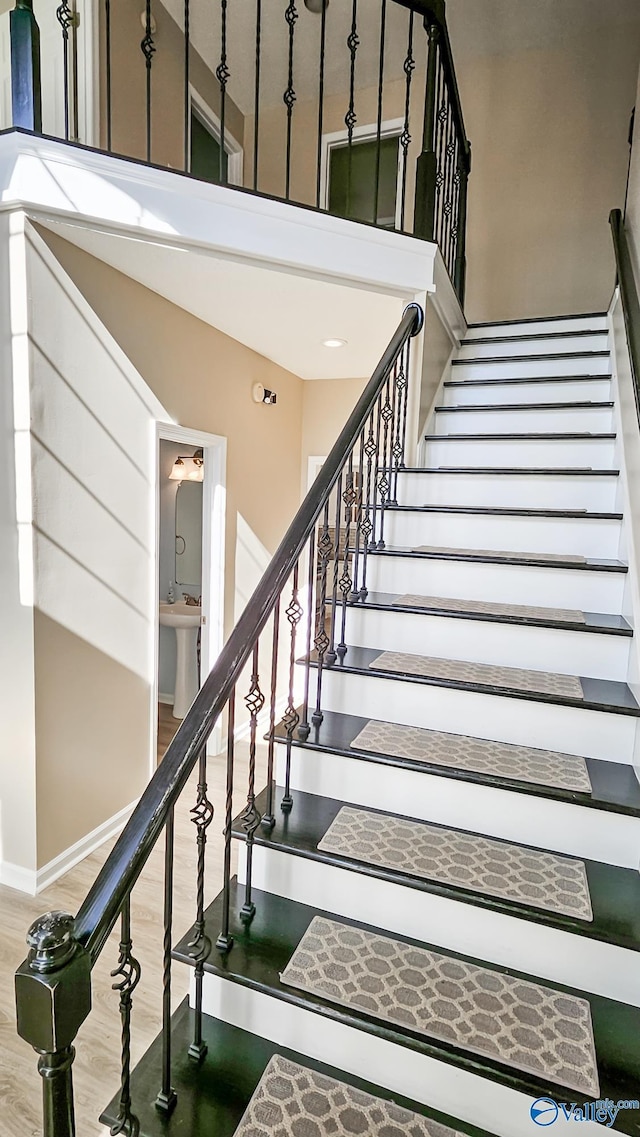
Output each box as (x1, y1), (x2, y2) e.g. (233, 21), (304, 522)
(0, 705), (267, 1137)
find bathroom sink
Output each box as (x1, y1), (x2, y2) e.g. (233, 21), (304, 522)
(159, 602), (201, 629)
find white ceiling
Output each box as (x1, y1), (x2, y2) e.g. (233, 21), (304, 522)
(38, 219), (405, 380)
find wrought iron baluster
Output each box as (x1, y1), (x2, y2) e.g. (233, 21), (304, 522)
(376, 376), (394, 549)
(216, 690), (235, 953)
(315, 0), (328, 208)
(454, 151), (470, 303)
(349, 429), (365, 599)
(262, 598), (280, 828)
(188, 751), (214, 1062)
(358, 410), (377, 598)
(141, 0), (155, 163)
(391, 353), (407, 502)
(56, 2), (72, 141)
(368, 393), (384, 550)
(183, 0), (190, 171)
(345, 0), (359, 218)
(105, 0), (112, 150)
(283, 1), (298, 200)
(399, 10), (414, 231)
(325, 472), (342, 666)
(154, 808), (177, 1115)
(253, 0), (262, 191)
(435, 60), (447, 250)
(281, 565), (303, 812)
(298, 529), (315, 740)
(337, 453), (357, 658)
(110, 899), (141, 1136)
(217, 0), (229, 184)
(372, 0), (387, 225)
(399, 337), (413, 466)
(240, 644), (264, 923)
(442, 104), (456, 276)
(448, 135), (461, 277)
(312, 501), (332, 725)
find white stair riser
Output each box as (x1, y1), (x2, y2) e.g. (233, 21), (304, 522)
(316, 669), (637, 763)
(466, 316), (607, 339)
(242, 844), (640, 1007)
(451, 355), (610, 380)
(342, 607), (630, 681)
(197, 978), (609, 1137)
(441, 379), (611, 406)
(383, 510), (622, 558)
(424, 437), (616, 468)
(432, 407), (613, 434)
(278, 748), (640, 868)
(397, 472), (618, 511)
(365, 555), (626, 613)
(457, 334), (609, 360)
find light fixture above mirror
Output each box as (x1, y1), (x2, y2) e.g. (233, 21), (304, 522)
(169, 448), (204, 482)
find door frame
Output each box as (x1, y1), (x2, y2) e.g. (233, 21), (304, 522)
(153, 422), (227, 770)
(319, 117), (405, 227)
(189, 86), (244, 187)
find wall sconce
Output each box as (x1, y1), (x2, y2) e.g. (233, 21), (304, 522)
(304, 0), (329, 11)
(252, 382), (277, 405)
(169, 449), (204, 482)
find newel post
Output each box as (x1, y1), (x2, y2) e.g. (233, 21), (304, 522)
(413, 20), (440, 241)
(15, 912), (92, 1137)
(10, 0), (42, 131)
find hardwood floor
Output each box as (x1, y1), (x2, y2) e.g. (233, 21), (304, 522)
(0, 706), (267, 1137)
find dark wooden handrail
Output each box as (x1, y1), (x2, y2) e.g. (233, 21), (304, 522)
(610, 209), (640, 423)
(73, 302), (424, 963)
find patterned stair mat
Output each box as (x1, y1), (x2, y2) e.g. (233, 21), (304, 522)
(318, 806), (593, 921)
(350, 720), (592, 794)
(393, 593), (585, 623)
(233, 1054), (464, 1137)
(280, 917), (600, 1098)
(413, 545), (587, 563)
(370, 651), (584, 700)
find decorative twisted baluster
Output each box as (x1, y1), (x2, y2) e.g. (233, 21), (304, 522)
(391, 354), (407, 503)
(399, 10), (415, 230)
(372, 0), (387, 225)
(349, 429), (365, 599)
(358, 411), (377, 598)
(183, 0), (190, 170)
(337, 454), (357, 659)
(240, 645), (264, 924)
(312, 502), (332, 726)
(315, 0), (328, 207)
(376, 377), (394, 549)
(188, 754), (214, 1062)
(344, 0), (359, 217)
(155, 809), (177, 1115)
(110, 900), (141, 1136)
(325, 472), (342, 666)
(281, 565), (303, 812)
(298, 529), (316, 740)
(216, 0), (229, 183)
(56, 1), (73, 140)
(141, 0), (155, 162)
(253, 0), (262, 190)
(262, 598), (280, 828)
(283, 1), (298, 200)
(105, 0), (112, 150)
(216, 690), (236, 953)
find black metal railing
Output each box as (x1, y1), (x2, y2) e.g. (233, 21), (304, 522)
(610, 209), (640, 424)
(15, 302), (424, 1137)
(7, 0), (470, 301)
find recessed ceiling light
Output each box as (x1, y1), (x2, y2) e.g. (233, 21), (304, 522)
(322, 338), (347, 348)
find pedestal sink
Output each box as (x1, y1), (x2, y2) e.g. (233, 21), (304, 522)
(159, 603), (201, 719)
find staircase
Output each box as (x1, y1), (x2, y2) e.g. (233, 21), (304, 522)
(99, 313), (640, 1137)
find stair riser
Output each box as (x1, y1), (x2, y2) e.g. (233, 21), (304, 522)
(433, 407), (614, 434)
(383, 511), (622, 558)
(241, 845), (640, 1006)
(452, 355), (610, 380)
(277, 748), (640, 868)
(441, 379), (612, 406)
(467, 316), (607, 339)
(457, 334), (609, 360)
(365, 555), (625, 613)
(196, 975), (591, 1137)
(424, 437), (617, 468)
(397, 471), (618, 511)
(315, 669), (637, 762)
(342, 607), (630, 682)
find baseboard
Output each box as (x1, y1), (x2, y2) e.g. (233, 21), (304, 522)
(158, 692), (174, 705)
(0, 799), (139, 896)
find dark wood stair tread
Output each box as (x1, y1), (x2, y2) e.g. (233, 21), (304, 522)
(366, 544), (628, 572)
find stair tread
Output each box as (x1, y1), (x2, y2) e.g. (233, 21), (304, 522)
(385, 502), (623, 518)
(101, 1001), (495, 1137)
(435, 400), (614, 412)
(445, 374), (612, 387)
(233, 787), (640, 950)
(305, 644), (640, 715)
(173, 884), (640, 1129)
(345, 591), (633, 635)
(273, 709), (640, 816)
(424, 431), (616, 440)
(463, 330), (607, 345)
(401, 467), (620, 475)
(467, 312), (607, 331)
(367, 544), (628, 572)
(452, 351), (610, 365)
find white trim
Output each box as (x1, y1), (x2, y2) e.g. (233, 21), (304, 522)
(158, 692), (174, 705)
(0, 799), (139, 896)
(320, 118), (406, 228)
(155, 423), (227, 765)
(432, 246), (467, 346)
(189, 87), (244, 187)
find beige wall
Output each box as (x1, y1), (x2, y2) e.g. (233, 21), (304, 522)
(457, 23), (640, 321)
(301, 377), (368, 489)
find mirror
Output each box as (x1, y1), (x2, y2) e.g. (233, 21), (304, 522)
(175, 481), (203, 588)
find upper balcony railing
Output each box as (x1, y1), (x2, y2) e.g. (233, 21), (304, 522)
(6, 0), (470, 301)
